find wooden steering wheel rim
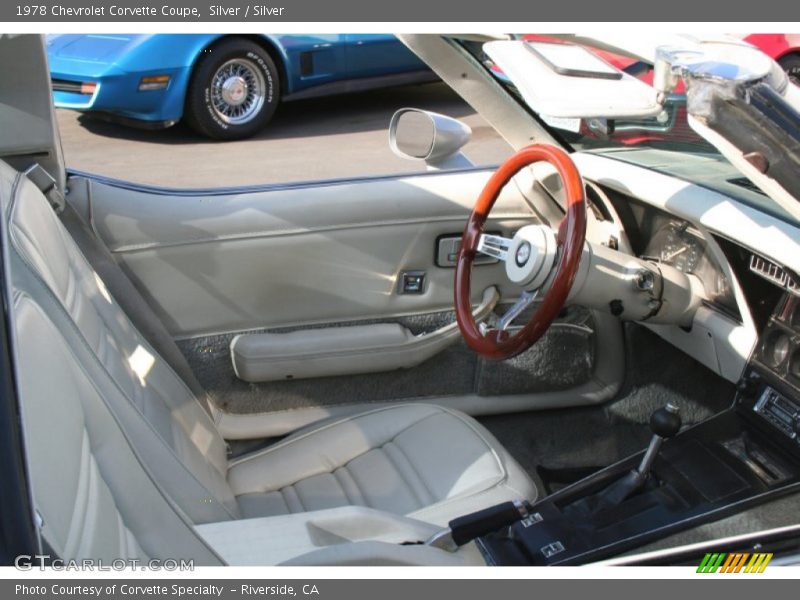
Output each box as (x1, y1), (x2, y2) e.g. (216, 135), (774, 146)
(454, 144), (587, 360)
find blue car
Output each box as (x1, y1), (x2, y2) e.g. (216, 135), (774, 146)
(47, 34), (434, 140)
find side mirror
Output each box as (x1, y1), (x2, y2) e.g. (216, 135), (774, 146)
(389, 108), (473, 170)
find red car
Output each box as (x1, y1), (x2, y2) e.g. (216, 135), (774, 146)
(522, 34), (800, 84)
(742, 34), (800, 84)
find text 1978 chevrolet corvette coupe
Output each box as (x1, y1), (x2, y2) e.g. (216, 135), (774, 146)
(47, 33), (434, 140)
(0, 33), (799, 567)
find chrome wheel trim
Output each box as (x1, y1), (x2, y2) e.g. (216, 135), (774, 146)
(787, 66), (800, 87)
(209, 57), (266, 125)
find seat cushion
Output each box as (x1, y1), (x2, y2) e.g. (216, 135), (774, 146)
(228, 404), (537, 526)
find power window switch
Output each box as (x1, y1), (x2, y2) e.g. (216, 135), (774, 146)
(399, 271), (426, 294)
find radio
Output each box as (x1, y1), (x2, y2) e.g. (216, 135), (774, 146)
(754, 386), (800, 440)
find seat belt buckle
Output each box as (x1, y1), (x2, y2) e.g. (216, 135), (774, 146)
(24, 163), (65, 212)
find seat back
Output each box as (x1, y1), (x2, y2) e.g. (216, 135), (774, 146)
(11, 292), (222, 563)
(2, 161), (240, 526)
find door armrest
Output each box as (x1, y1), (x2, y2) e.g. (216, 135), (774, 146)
(230, 287), (499, 382)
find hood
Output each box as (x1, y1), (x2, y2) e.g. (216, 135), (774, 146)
(46, 34), (150, 66)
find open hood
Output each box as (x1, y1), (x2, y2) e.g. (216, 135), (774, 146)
(0, 35), (65, 198)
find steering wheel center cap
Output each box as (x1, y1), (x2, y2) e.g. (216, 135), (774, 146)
(515, 241), (532, 267)
(506, 224), (558, 291)
(221, 76), (248, 106)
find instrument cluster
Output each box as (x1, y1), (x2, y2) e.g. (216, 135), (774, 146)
(641, 216), (738, 319)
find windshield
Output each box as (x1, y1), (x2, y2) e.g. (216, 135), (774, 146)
(458, 37), (800, 228)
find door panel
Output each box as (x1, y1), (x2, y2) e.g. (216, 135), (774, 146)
(176, 305), (598, 419)
(78, 169), (535, 337)
(67, 168), (624, 419)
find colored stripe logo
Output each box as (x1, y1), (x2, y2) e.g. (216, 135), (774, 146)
(697, 552), (773, 573)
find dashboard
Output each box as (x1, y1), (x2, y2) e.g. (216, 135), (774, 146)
(566, 152), (800, 452)
(539, 160), (791, 384)
(737, 260), (800, 456)
(597, 186), (741, 321)
(642, 217), (737, 316)
(759, 294), (800, 383)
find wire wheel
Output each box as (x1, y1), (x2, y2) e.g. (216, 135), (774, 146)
(209, 58), (266, 125)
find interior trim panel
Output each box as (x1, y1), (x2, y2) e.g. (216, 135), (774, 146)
(68, 170), (537, 337)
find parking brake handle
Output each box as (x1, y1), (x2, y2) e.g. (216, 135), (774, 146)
(426, 500), (532, 551)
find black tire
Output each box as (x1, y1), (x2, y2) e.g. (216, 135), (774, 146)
(778, 53), (800, 87)
(184, 38), (280, 141)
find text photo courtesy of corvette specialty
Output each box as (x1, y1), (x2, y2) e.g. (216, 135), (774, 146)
(1, 33), (800, 567)
(46, 34), (435, 139)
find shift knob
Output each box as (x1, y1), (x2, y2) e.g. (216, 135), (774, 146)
(650, 403), (682, 439)
(596, 403), (682, 508)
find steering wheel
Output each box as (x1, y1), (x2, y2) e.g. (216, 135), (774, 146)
(455, 144), (587, 360)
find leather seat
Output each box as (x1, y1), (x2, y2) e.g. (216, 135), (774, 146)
(230, 404), (533, 524)
(2, 160), (537, 560)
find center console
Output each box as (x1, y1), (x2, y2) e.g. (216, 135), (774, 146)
(740, 292), (800, 452)
(468, 289), (800, 565)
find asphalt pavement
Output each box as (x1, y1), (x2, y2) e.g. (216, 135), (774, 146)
(56, 82), (512, 188)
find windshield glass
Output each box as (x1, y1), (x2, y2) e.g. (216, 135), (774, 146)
(458, 37), (800, 227)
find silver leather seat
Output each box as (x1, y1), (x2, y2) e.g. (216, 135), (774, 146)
(3, 161), (536, 562)
(229, 404), (533, 524)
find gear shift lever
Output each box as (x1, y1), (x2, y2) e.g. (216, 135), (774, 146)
(636, 403), (682, 480)
(594, 403), (682, 509)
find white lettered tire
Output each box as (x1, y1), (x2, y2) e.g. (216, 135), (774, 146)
(185, 38), (280, 141)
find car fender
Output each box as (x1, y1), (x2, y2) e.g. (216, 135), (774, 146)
(258, 34), (349, 95)
(49, 34), (225, 122)
(116, 34), (226, 122)
(170, 35), (296, 111)
(744, 33), (800, 62)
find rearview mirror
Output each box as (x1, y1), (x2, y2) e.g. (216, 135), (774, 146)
(389, 108), (472, 169)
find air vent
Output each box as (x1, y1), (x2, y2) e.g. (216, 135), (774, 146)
(788, 277), (799, 295)
(750, 254), (800, 296)
(299, 51), (314, 77)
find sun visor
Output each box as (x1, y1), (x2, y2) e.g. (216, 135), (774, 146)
(484, 40), (662, 119)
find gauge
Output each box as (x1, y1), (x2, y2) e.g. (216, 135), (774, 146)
(659, 221), (703, 273)
(790, 348), (800, 381)
(791, 301), (800, 330)
(762, 329), (791, 369)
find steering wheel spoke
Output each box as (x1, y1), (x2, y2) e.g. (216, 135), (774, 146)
(477, 233), (513, 262)
(497, 290), (539, 331)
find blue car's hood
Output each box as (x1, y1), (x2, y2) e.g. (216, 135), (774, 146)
(47, 34), (151, 65)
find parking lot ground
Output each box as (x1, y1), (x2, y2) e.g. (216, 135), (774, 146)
(56, 82), (512, 188)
